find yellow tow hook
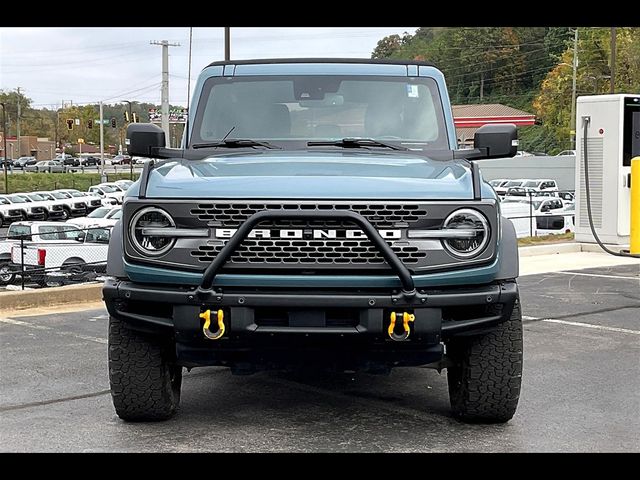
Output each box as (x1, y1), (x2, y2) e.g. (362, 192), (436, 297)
(388, 312), (415, 341)
(200, 309), (225, 340)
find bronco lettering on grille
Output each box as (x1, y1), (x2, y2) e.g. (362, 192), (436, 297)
(214, 228), (402, 240)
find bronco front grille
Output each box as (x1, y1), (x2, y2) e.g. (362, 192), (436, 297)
(190, 202), (428, 228)
(191, 239), (427, 266)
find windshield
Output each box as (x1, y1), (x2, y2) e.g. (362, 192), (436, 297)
(505, 180), (523, 187)
(27, 194), (47, 201)
(98, 185), (117, 193)
(192, 75), (449, 149)
(88, 207), (111, 218)
(106, 209), (122, 219)
(522, 181), (540, 188)
(0, 197), (9, 205)
(8, 195), (28, 203)
(50, 192), (69, 199)
(68, 191), (84, 197)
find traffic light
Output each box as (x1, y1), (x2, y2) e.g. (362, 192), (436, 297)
(124, 111), (130, 123)
(66, 119), (74, 130)
(132, 112), (138, 123)
(110, 118), (117, 128)
(87, 119), (93, 129)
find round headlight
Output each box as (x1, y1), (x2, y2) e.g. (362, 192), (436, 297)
(442, 208), (490, 258)
(130, 207), (175, 256)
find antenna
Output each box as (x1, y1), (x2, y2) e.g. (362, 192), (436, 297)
(184, 27), (193, 154)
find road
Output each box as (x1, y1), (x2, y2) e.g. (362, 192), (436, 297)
(5, 165), (143, 175)
(0, 264), (639, 452)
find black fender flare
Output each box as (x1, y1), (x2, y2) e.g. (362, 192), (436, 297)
(106, 219), (126, 277)
(495, 216), (519, 280)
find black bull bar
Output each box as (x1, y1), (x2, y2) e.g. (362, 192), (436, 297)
(195, 209), (417, 298)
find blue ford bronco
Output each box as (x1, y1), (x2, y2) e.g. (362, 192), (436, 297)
(104, 59), (523, 423)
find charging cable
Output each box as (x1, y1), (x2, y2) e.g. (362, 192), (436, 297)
(582, 116), (640, 258)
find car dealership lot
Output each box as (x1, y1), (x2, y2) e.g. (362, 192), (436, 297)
(0, 263), (638, 452)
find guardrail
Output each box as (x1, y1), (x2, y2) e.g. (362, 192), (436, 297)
(0, 225), (111, 290)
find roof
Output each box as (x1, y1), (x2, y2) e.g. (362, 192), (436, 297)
(206, 58), (436, 68)
(452, 104), (534, 118)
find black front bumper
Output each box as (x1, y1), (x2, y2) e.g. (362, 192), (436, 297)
(103, 278), (518, 369)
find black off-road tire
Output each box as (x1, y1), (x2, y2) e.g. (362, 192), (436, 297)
(446, 297), (523, 423)
(108, 316), (182, 421)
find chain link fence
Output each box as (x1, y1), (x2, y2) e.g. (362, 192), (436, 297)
(499, 189), (576, 238)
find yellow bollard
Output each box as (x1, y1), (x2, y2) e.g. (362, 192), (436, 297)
(631, 157), (640, 255)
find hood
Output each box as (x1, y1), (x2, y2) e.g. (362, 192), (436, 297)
(129, 151), (493, 200)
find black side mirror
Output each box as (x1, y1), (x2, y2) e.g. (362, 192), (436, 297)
(126, 123), (166, 157)
(75, 232), (86, 242)
(540, 205), (550, 212)
(473, 124), (518, 159)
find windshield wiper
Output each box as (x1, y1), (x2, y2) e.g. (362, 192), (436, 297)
(307, 138), (408, 151)
(192, 139), (281, 150)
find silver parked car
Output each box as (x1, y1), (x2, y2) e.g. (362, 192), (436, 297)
(25, 160), (66, 173)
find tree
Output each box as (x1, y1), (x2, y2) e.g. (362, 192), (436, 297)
(534, 27), (640, 153)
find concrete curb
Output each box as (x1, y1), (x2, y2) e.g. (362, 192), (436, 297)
(519, 242), (632, 257)
(0, 282), (103, 313)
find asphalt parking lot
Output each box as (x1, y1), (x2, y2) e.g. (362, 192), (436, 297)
(1, 263), (638, 452)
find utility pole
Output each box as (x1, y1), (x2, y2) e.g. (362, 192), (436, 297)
(16, 87), (21, 158)
(569, 28), (578, 150)
(610, 27), (616, 94)
(99, 101), (106, 182)
(151, 40), (180, 146)
(224, 27), (231, 61)
(1, 102), (8, 194)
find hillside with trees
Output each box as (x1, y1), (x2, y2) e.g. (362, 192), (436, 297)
(372, 27), (640, 154)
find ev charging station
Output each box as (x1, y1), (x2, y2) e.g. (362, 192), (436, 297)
(574, 94), (640, 246)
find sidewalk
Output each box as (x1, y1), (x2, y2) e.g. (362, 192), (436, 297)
(519, 243), (640, 276)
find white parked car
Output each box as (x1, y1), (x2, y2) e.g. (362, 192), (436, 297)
(556, 150), (576, 156)
(519, 179), (559, 193)
(66, 206), (120, 228)
(88, 184), (124, 204)
(488, 179), (509, 188)
(113, 179), (134, 190)
(494, 179), (530, 197)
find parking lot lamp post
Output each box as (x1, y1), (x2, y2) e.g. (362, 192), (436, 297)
(123, 101), (133, 180)
(1, 102), (8, 193)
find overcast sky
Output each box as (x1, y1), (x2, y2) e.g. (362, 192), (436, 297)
(1, 27), (418, 109)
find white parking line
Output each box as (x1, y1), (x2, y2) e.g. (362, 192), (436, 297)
(554, 271), (640, 281)
(522, 315), (640, 335)
(0, 317), (107, 344)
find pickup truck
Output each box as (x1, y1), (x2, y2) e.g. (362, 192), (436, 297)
(10, 226), (111, 286)
(104, 58), (523, 423)
(51, 188), (112, 212)
(88, 184), (124, 204)
(0, 221), (81, 285)
(0, 196), (23, 226)
(0, 194), (47, 221)
(12, 193), (66, 221)
(32, 190), (88, 220)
